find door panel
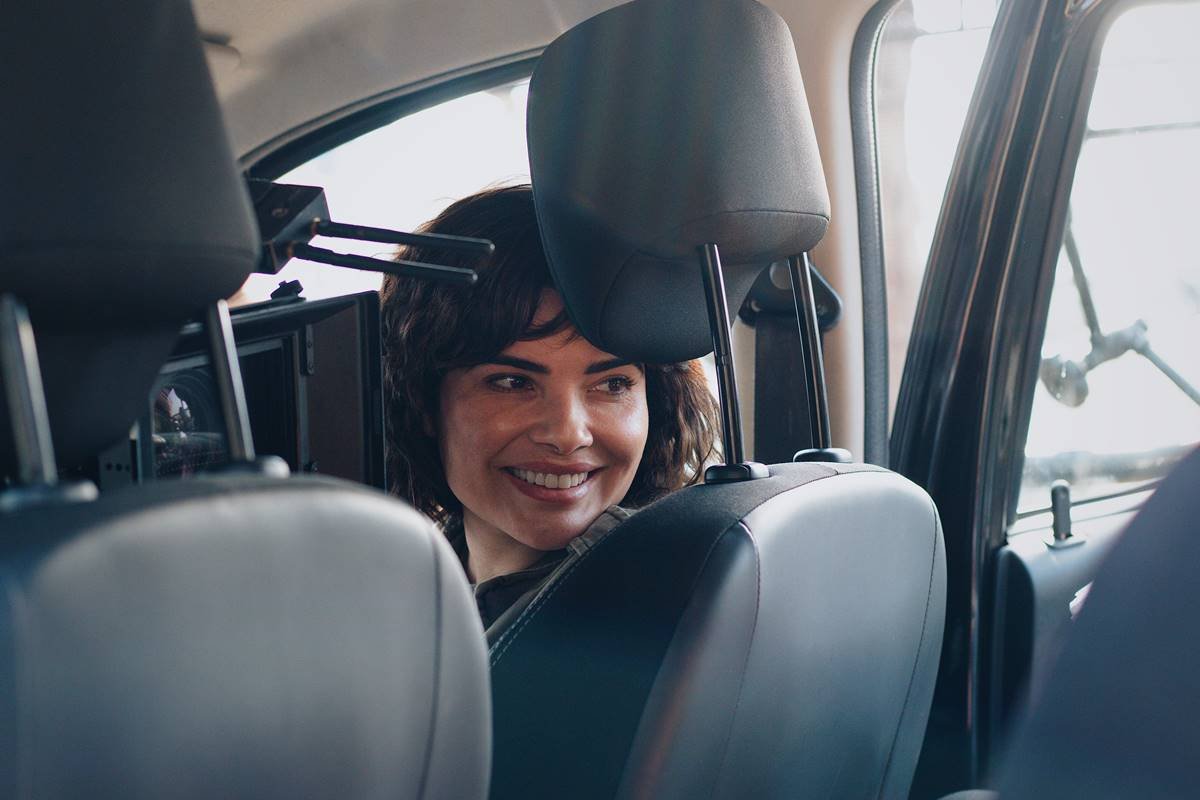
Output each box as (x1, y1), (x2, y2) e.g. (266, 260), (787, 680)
(891, 0), (1200, 795)
(989, 0), (1200, 754)
(988, 501), (1134, 746)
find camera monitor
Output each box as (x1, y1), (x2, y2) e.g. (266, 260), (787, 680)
(95, 291), (384, 491)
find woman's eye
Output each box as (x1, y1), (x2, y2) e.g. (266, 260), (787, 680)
(487, 374), (533, 392)
(595, 376), (635, 395)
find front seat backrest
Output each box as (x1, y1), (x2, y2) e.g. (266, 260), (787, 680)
(492, 1), (947, 798)
(992, 446), (1200, 799)
(0, 477), (490, 799)
(490, 461), (944, 799)
(0, 0), (490, 796)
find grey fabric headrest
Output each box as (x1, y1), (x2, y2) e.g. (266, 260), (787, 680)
(0, 0), (258, 469)
(528, 0), (830, 363)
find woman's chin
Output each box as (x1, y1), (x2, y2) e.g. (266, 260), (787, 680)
(508, 512), (598, 552)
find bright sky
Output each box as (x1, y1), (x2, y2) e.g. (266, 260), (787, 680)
(237, 80), (532, 304)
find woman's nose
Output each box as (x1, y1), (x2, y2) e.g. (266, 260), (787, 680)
(529, 390), (594, 454)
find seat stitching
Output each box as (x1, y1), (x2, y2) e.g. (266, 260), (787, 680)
(414, 530), (443, 800)
(615, 521), (747, 797)
(707, 521), (762, 800)
(874, 493), (941, 799)
(668, 208), (830, 237)
(489, 544), (593, 666)
(2, 569), (29, 799)
(596, 249), (640, 351)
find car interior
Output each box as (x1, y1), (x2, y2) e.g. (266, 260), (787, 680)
(1, 0), (1196, 797)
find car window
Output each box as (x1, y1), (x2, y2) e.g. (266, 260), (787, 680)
(1017, 2), (1200, 514)
(873, 0), (1000, 422)
(236, 78), (532, 305)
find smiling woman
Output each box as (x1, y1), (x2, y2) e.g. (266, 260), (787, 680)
(381, 185), (719, 631)
(438, 293), (649, 580)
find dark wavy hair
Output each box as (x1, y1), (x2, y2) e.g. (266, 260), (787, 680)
(381, 185), (719, 525)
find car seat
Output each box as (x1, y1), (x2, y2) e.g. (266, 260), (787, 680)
(486, 1), (947, 798)
(0, 0), (490, 796)
(940, 445), (1200, 800)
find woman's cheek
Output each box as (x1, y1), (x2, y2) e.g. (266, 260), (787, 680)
(598, 394), (649, 456)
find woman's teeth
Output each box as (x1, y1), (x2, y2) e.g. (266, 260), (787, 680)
(511, 469), (589, 489)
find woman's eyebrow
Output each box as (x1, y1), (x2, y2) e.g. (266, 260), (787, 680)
(483, 355), (549, 373)
(585, 358), (641, 374)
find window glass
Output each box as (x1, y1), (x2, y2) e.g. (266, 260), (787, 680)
(1017, 2), (1200, 513)
(873, 0), (999, 421)
(236, 78), (532, 305)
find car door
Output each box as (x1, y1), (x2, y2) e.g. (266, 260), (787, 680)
(886, 0), (1200, 795)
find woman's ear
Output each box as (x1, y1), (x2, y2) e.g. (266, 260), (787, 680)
(423, 412), (436, 438)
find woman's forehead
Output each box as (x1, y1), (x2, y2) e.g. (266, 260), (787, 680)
(501, 326), (621, 367)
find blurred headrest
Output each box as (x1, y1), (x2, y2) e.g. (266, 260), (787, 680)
(0, 0), (258, 470)
(528, 0), (830, 363)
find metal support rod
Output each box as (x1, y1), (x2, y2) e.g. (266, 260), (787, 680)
(699, 243), (744, 465)
(787, 253), (832, 449)
(0, 295), (57, 485)
(290, 243), (478, 285)
(1140, 344), (1200, 407)
(203, 300), (256, 464)
(1063, 214), (1199, 409)
(1063, 221), (1103, 345)
(313, 220), (495, 257)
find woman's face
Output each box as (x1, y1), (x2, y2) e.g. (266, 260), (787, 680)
(438, 291), (649, 553)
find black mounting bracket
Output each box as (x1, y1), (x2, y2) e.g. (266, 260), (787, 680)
(247, 178), (490, 284)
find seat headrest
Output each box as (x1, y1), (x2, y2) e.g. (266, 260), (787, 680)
(0, 0), (259, 470)
(528, 0), (830, 363)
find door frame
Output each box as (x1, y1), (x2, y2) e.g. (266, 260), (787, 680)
(888, 0), (1129, 792)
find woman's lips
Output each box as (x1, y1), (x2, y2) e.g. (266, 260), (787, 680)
(501, 466), (599, 503)
(509, 467), (589, 489)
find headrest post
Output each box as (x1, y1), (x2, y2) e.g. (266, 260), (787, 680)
(204, 300), (256, 464)
(788, 254), (852, 463)
(0, 295), (58, 486)
(699, 244), (745, 465)
(699, 246), (771, 483)
(787, 253), (831, 448)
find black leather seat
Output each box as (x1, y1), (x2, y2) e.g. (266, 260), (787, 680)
(490, 461), (945, 800)
(487, 1), (948, 798)
(0, 0), (490, 797)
